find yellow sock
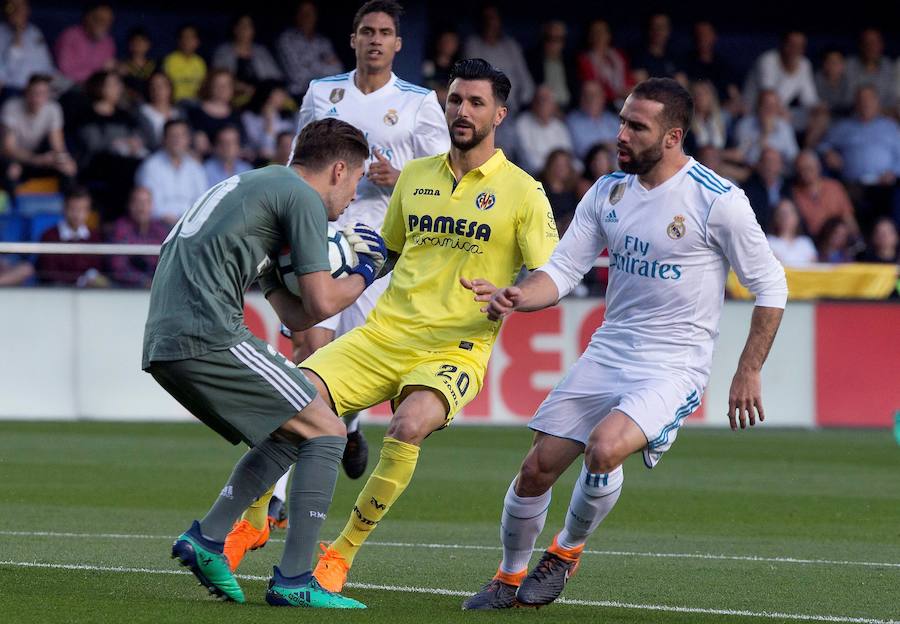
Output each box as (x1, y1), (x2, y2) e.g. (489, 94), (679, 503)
(332, 437), (419, 565)
(242, 483), (275, 531)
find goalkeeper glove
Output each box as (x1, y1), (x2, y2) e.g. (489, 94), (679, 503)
(348, 253), (380, 287)
(343, 222), (387, 276)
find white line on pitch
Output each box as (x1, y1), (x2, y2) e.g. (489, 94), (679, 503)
(2, 530), (898, 570)
(0, 560), (895, 624)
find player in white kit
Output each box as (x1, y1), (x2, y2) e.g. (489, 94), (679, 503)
(223, 0), (449, 568)
(463, 78), (788, 610)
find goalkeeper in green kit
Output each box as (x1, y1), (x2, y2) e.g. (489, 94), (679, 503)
(141, 118), (386, 608)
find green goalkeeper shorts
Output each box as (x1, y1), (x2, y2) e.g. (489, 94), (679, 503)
(146, 336), (318, 446)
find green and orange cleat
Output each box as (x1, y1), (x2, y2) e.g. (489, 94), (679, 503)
(266, 566), (366, 609)
(171, 520), (245, 603)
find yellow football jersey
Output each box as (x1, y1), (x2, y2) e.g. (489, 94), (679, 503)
(370, 149), (559, 364)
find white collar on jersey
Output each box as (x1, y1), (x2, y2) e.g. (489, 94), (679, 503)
(633, 157), (695, 195)
(348, 69), (398, 97)
(58, 221), (91, 241)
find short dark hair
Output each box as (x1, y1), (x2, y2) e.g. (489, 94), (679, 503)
(162, 118), (190, 137)
(84, 2), (112, 16)
(64, 186), (92, 204)
(26, 73), (53, 89)
(127, 26), (150, 42)
(290, 118), (369, 171)
(631, 77), (693, 138)
(352, 0), (403, 35)
(448, 58), (511, 104)
(855, 83), (879, 99)
(213, 124), (241, 144)
(84, 70), (116, 102)
(177, 23), (199, 38)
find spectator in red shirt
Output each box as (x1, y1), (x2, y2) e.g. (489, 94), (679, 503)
(107, 186), (169, 287)
(36, 186), (108, 286)
(575, 19), (632, 104)
(54, 3), (116, 84)
(791, 149), (859, 238)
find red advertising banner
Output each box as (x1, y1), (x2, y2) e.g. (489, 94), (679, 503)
(816, 303), (900, 427)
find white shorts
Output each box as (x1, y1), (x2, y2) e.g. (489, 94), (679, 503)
(315, 272), (391, 336)
(528, 357), (702, 468)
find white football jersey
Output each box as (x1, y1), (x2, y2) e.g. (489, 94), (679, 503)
(540, 157), (787, 388)
(292, 70), (451, 230)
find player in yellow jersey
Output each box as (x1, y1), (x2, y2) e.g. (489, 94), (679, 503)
(295, 58), (559, 592)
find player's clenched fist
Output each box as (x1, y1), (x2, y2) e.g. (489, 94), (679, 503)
(461, 277), (516, 321)
(484, 286), (521, 321)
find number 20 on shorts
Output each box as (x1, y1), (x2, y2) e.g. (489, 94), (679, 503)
(436, 364), (470, 397)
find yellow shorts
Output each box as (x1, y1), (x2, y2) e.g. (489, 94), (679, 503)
(299, 324), (485, 424)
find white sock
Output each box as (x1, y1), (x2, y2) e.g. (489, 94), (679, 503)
(273, 469), (290, 502)
(557, 464), (623, 550)
(499, 477), (551, 574)
(344, 412), (360, 434)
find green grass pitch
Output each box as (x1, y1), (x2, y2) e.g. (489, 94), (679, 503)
(1, 421), (898, 623)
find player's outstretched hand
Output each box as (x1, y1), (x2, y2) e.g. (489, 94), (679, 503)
(367, 148), (401, 187)
(482, 286), (521, 321)
(460, 277), (497, 302)
(727, 367), (765, 431)
(343, 222), (387, 266)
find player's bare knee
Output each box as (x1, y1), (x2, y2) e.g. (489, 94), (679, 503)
(585, 435), (624, 474)
(516, 456), (554, 497)
(385, 414), (426, 444)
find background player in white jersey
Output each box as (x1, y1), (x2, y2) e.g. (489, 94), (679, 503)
(227, 0), (450, 555)
(288, 0), (450, 479)
(463, 78), (789, 610)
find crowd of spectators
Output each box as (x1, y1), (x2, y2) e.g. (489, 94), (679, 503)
(0, 1), (898, 291)
(425, 7), (899, 279)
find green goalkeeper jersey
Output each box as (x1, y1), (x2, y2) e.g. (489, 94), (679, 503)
(142, 165), (330, 368)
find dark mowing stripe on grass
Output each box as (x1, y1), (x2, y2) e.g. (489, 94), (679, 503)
(0, 560), (897, 624)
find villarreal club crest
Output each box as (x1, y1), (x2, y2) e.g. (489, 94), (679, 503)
(475, 191), (496, 211)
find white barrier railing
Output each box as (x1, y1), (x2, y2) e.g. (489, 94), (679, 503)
(0, 242), (162, 256)
(0, 242), (616, 266)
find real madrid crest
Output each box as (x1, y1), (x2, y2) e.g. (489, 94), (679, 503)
(329, 88), (344, 104)
(383, 109), (399, 126)
(667, 214), (686, 239)
(475, 191), (496, 211)
(609, 182), (625, 205)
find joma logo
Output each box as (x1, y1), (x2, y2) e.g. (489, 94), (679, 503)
(413, 188), (441, 196)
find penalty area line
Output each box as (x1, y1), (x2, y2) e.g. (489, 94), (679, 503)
(0, 560), (897, 624)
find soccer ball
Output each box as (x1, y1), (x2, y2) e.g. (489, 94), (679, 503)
(277, 225), (358, 297)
